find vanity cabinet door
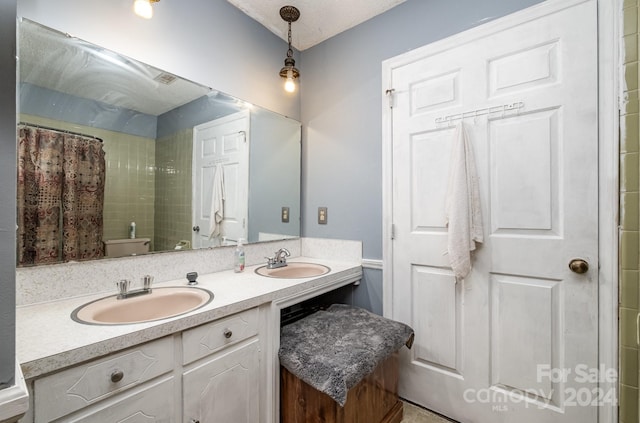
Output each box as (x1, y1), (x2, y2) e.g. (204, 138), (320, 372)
(183, 340), (260, 423)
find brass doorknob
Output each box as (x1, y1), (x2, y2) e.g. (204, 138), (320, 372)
(569, 259), (589, 274)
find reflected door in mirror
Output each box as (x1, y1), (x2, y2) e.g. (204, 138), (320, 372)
(193, 111), (249, 248)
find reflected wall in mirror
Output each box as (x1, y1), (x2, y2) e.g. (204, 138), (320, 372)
(17, 19), (301, 267)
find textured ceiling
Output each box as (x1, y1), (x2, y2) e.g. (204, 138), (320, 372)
(227, 0), (407, 51)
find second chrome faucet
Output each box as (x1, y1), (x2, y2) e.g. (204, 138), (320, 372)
(265, 248), (291, 269)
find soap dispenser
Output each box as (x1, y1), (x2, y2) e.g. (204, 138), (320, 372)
(234, 238), (245, 273)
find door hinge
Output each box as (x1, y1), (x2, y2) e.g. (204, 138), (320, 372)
(385, 88), (395, 109)
(391, 223), (396, 240)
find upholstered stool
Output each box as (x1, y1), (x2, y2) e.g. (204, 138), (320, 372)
(279, 304), (414, 423)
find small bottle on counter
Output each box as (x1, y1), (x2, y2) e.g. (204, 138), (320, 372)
(234, 238), (245, 273)
(129, 221), (136, 239)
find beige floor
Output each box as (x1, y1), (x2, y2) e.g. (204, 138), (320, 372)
(401, 401), (457, 423)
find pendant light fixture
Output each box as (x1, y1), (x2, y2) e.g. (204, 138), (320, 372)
(278, 6), (300, 93)
(134, 0), (159, 19)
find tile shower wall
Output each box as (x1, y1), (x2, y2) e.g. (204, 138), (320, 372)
(101, 133), (155, 244)
(154, 128), (193, 251)
(621, 1), (640, 422)
(19, 115), (156, 247)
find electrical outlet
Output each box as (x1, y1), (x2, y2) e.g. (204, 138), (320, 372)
(281, 207), (290, 223)
(318, 207), (328, 224)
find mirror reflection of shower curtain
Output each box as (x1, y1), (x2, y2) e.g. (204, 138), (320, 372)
(17, 126), (106, 266)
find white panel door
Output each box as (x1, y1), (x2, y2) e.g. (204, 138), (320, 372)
(386, 1), (598, 422)
(193, 111), (249, 248)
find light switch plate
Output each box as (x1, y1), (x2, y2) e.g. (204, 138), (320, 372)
(318, 207), (328, 224)
(281, 207), (290, 223)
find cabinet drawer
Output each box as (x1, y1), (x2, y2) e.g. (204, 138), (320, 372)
(34, 336), (174, 423)
(182, 307), (258, 365)
(55, 377), (175, 423)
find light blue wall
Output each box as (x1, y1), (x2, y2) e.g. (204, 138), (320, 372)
(157, 94), (239, 139)
(20, 83), (158, 138)
(248, 111), (301, 243)
(0, 0), (17, 389)
(299, 0), (544, 313)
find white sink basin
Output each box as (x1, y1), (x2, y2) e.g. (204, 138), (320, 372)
(255, 262), (330, 278)
(71, 286), (213, 325)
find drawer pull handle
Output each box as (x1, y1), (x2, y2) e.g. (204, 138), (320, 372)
(110, 370), (124, 383)
(223, 329), (233, 339)
(191, 420), (200, 423)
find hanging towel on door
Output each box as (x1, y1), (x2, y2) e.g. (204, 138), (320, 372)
(209, 164), (225, 240)
(445, 122), (483, 281)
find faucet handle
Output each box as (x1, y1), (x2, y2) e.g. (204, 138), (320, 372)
(142, 275), (154, 290)
(116, 279), (130, 296)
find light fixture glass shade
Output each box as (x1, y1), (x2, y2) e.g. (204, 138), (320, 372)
(134, 0), (153, 19)
(279, 58), (299, 93)
(284, 70), (296, 93)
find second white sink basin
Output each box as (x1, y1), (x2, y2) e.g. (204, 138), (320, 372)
(255, 262), (330, 278)
(71, 286), (213, 325)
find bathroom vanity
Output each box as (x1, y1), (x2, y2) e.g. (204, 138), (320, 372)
(30, 308), (263, 422)
(15, 239), (363, 423)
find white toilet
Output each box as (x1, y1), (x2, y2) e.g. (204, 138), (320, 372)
(103, 238), (151, 258)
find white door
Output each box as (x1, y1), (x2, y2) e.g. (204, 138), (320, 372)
(193, 111), (249, 248)
(385, 1), (599, 422)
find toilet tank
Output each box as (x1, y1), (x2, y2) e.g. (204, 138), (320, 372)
(103, 238), (151, 258)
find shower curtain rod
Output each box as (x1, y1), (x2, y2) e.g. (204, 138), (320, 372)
(18, 122), (104, 143)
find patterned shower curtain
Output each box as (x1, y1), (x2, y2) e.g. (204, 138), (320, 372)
(17, 126), (106, 266)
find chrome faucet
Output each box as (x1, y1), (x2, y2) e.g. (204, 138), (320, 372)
(116, 275), (153, 299)
(266, 248), (290, 269)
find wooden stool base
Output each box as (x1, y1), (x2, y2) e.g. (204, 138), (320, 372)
(281, 353), (402, 423)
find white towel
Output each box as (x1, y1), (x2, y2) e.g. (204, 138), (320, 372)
(445, 122), (483, 281)
(209, 164), (225, 240)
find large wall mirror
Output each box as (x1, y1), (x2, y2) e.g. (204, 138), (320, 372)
(17, 19), (301, 267)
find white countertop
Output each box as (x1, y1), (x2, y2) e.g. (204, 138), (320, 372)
(16, 257), (362, 380)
